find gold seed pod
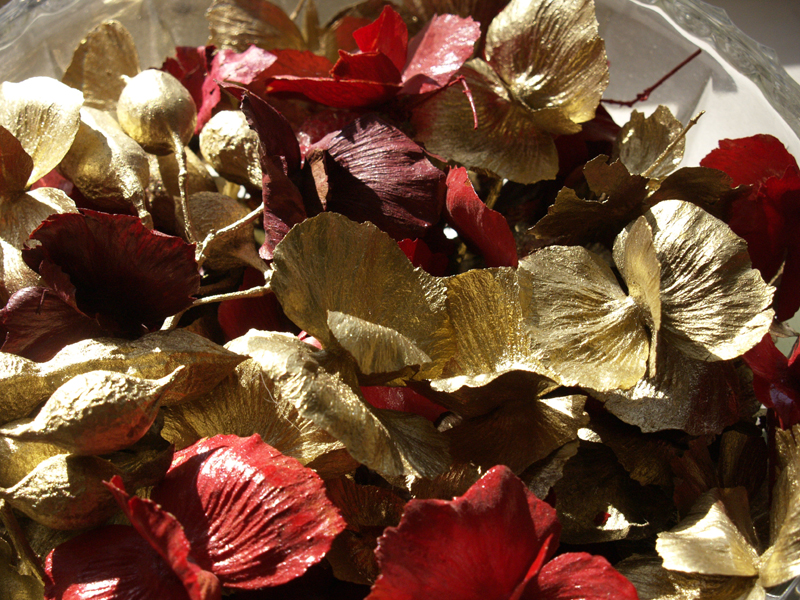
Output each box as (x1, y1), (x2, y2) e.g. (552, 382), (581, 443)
(199, 110), (262, 189)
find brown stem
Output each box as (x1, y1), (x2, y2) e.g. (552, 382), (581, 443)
(195, 205), (264, 271)
(0, 499), (45, 583)
(602, 49), (702, 107)
(641, 111), (704, 179)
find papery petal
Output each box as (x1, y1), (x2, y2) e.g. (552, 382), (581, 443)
(523, 552), (639, 600)
(700, 134), (798, 187)
(0, 124), (33, 197)
(163, 46), (221, 133)
(206, 0), (305, 52)
(445, 167), (517, 267)
(44, 525), (193, 600)
(361, 385), (446, 422)
(150, 434), (345, 588)
(744, 334), (800, 428)
(351, 6), (407, 74)
(368, 465), (560, 600)
(402, 14), (480, 94)
(265, 75), (399, 108)
(240, 91), (301, 174)
(23, 210), (200, 334)
(331, 50), (402, 85)
(397, 238), (449, 276)
(613, 105), (684, 178)
(218, 268), (296, 341)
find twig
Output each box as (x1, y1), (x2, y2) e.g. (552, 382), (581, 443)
(195, 205), (264, 270)
(602, 49), (702, 107)
(641, 111), (704, 179)
(0, 499), (45, 583)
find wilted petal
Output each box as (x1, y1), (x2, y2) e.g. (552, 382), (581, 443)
(0, 78), (83, 186)
(206, 0), (305, 52)
(646, 200), (774, 361)
(613, 105), (684, 178)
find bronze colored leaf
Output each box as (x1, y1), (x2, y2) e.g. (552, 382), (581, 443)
(0, 434), (63, 488)
(613, 105), (685, 178)
(0, 369), (179, 456)
(0, 330), (244, 423)
(647, 200), (774, 361)
(657, 488), (760, 577)
(518, 245), (649, 391)
(0, 77), (83, 187)
(62, 20), (140, 112)
(0, 124), (33, 198)
(224, 330), (450, 480)
(0, 454), (120, 530)
(198, 109), (262, 189)
(412, 59), (560, 184)
(207, 0), (306, 52)
(59, 107), (151, 225)
(485, 0), (608, 129)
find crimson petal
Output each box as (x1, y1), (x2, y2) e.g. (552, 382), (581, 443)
(22, 210), (200, 335)
(217, 267), (296, 341)
(521, 552), (639, 600)
(368, 465), (559, 600)
(744, 334), (800, 428)
(445, 167), (517, 267)
(351, 6), (408, 74)
(397, 238), (449, 276)
(150, 434), (345, 589)
(162, 46), (222, 134)
(700, 134), (798, 186)
(361, 385), (447, 422)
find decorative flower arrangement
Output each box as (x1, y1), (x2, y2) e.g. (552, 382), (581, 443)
(0, 0), (799, 598)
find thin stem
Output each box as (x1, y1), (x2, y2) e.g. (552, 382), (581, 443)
(602, 49), (702, 107)
(641, 111), (704, 179)
(0, 499), (45, 583)
(195, 205), (264, 270)
(172, 136), (198, 244)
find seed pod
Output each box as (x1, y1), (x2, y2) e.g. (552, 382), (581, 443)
(0, 369), (181, 456)
(59, 107), (152, 227)
(0, 432), (63, 488)
(199, 110), (262, 189)
(0, 454), (120, 530)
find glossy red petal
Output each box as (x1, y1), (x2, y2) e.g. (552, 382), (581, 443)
(402, 14), (480, 95)
(445, 167), (518, 267)
(700, 134), (798, 187)
(397, 238), (449, 276)
(45, 525), (193, 600)
(0, 286), (106, 361)
(361, 385), (447, 422)
(150, 435), (345, 589)
(521, 552), (639, 600)
(314, 115), (446, 240)
(217, 267), (296, 341)
(265, 76), (399, 109)
(331, 50), (402, 85)
(368, 465), (559, 600)
(215, 46), (280, 87)
(351, 6), (408, 74)
(22, 210), (200, 335)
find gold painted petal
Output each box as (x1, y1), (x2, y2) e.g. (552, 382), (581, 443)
(613, 105), (684, 178)
(614, 215), (661, 374)
(59, 107), (151, 225)
(206, 0), (306, 52)
(554, 442), (671, 543)
(518, 245), (648, 391)
(657, 489), (760, 577)
(1, 187), (77, 248)
(0, 454), (120, 530)
(412, 59), (560, 184)
(229, 330), (450, 480)
(772, 426), (800, 542)
(62, 21), (140, 112)
(0, 538), (44, 600)
(406, 461), (483, 500)
(0, 330), (244, 423)
(0, 239), (42, 305)
(0, 370), (179, 456)
(485, 0), (608, 126)
(647, 166), (740, 219)
(271, 212), (451, 376)
(0, 124), (33, 198)
(446, 394), (587, 474)
(616, 555), (758, 600)
(519, 440), (578, 501)
(0, 434), (63, 488)
(161, 357), (344, 466)
(596, 334), (745, 435)
(0, 77), (83, 186)
(327, 311), (431, 379)
(646, 200), (774, 361)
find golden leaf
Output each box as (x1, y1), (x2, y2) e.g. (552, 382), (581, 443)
(613, 105), (685, 178)
(0, 77), (83, 187)
(647, 200), (774, 361)
(0, 454), (120, 530)
(62, 20), (140, 112)
(206, 0), (306, 52)
(0, 369), (180, 456)
(199, 109), (262, 189)
(0, 434), (63, 489)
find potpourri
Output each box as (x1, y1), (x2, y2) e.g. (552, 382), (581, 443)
(1, 0), (800, 598)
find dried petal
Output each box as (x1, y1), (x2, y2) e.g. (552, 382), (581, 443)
(0, 538), (43, 600)
(206, 0), (305, 52)
(162, 46), (221, 134)
(0, 434), (63, 488)
(524, 552), (640, 600)
(0, 124), (33, 197)
(613, 105), (685, 178)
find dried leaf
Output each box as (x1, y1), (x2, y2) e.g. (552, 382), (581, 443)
(0, 369), (180, 455)
(62, 20), (140, 112)
(206, 0), (306, 52)
(0, 454), (120, 530)
(613, 105), (685, 178)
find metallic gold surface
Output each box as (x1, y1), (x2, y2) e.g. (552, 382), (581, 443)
(199, 109), (262, 189)
(0, 538), (43, 600)
(0, 433), (63, 489)
(206, 0), (306, 52)
(614, 105), (685, 178)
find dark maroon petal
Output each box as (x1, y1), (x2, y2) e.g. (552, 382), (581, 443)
(217, 267), (296, 341)
(163, 46), (221, 134)
(361, 386), (447, 422)
(0, 287), (106, 362)
(700, 134), (798, 187)
(150, 435), (346, 589)
(351, 6), (408, 74)
(313, 115), (446, 240)
(22, 210), (200, 335)
(331, 51), (402, 85)
(745, 334), (800, 428)
(520, 553), (639, 600)
(258, 158), (308, 260)
(445, 167), (518, 267)
(297, 110), (361, 157)
(401, 14), (480, 95)
(240, 91), (301, 174)
(397, 238), (449, 276)
(44, 525), (192, 600)
(368, 465), (560, 600)
(106, 477), (222, 600)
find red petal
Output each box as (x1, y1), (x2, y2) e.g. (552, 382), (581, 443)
(331, 50), (402, 85)
(402, 15), (480, 95)
(44, 525), (193, 600)
(521, 553), (638, 600)
(265, 76), (399, 109)
(351, 6), (408, 74)
(445, 167), (518, 267)
(106, 477), (222, 600)
(162, 46), (221, 134)
(240, 91), (301, 174)
(215, 46), (280, 87)
(368, 465), (559, 600)
(745, 334), (800, 428)
(700, 134), (798, 187)
(150, 435), (345, 589)
(361, 386), (447, 422)
(397, 238), (449, 276)
(217, 267), (296, 341)
(22, 210), (200, 335)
